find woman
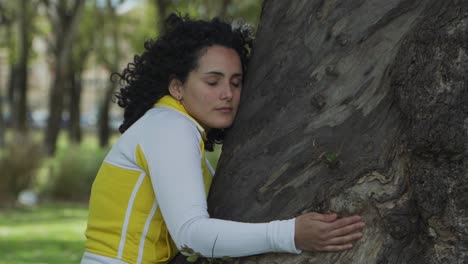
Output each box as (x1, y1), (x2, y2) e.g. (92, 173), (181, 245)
(81, 13), (365, 264)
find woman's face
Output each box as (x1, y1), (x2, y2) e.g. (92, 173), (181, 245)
(175, 45), (243, 130)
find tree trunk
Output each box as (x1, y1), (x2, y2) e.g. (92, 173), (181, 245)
(68, 61), (82, 143)
(7, 22), (15, 108)
(201, 1), (468, 263)
(97, 0), (120, 148)
(0, 64), (4, 148)
(45, 57), (67, 154)
(7, 63), (15, 124)
(155, 0), (170, 33)
(44, 0), (84, 155)
(218, 0), (232, 19)
(97, 80), (116, 147)
(13, 0), (29, 133)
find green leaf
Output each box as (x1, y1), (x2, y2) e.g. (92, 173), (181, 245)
(324, 152), (337, 162)
(187, 255), (199, 263)
(180, 245), (195, 254)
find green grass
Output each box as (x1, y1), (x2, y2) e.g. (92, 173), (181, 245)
(0, 203), (88, 264)
(206, 144), (222, 169)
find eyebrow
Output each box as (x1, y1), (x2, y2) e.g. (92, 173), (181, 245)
(204, 71), (243, 77)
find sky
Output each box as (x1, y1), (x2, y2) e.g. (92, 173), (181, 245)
(95, 0), (143, 14)
(116, 0), (142, 14)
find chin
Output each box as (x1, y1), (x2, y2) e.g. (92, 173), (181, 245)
(210, 120), (234, 129)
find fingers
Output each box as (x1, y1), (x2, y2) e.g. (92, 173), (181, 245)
(295, 212), (366, 253)
(317, 217), (365, 252)
(308, 212), (338, 222)
(328, 221), (365, 237)
(325, 232), (364, 246)
(327, 215), (363, 230)
(321, 243), (353, 251)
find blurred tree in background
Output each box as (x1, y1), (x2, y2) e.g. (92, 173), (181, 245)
(96, 0), (124, 147)
(43, 0), (85, 155)
(0, 1), (42, 145)
(0, 0), (12, 148)
(10, 0), (39, 134)
(68, 0), (100, 144)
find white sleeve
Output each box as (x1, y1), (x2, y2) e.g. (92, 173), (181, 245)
(139, 115), (301, 258)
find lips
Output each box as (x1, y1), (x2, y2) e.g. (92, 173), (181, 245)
(216, 107), (233, 113)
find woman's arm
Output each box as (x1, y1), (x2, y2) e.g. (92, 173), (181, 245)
(141, 111), (363, 257)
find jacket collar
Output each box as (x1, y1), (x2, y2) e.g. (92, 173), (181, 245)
(154, 95), (206, 138)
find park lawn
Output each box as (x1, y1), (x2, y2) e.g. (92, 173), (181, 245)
(0, 202), (88, 264)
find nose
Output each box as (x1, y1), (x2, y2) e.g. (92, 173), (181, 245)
(220, 82), (233, 101)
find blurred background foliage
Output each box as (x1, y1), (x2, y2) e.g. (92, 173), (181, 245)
(0, 1), (261, 262)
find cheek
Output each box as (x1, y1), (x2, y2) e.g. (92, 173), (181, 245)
(233, 90), (241, 103)
(188, 86), (211, 103)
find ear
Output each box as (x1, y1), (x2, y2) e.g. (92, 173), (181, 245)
(168, 78), (184, 100)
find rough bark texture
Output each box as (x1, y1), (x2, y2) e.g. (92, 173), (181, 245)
(201, 1), (467, 263)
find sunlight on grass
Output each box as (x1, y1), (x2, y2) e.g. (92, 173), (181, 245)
(0, 203), (88, 264)
(0, 219), (86, 239)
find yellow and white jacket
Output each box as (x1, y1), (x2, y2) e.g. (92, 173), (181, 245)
(82, 96), (300, 264)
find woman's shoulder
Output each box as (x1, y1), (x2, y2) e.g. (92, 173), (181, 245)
(123, 107), (201, 142)
(109, 107), (202, 162)
(145, 107), (199, 131)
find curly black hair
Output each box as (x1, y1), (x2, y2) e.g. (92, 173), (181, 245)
(114, 13), (253, 151)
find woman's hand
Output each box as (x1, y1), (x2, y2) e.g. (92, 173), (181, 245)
(294, 212), (365, 252)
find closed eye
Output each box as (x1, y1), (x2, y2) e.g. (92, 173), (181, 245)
(231, 81), (241, 88)
(231, 77), (242, 88)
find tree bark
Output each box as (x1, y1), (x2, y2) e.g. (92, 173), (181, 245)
(201, 1), (468, 263)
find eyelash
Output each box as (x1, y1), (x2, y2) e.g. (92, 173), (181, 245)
(207, 81), (242, 88)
